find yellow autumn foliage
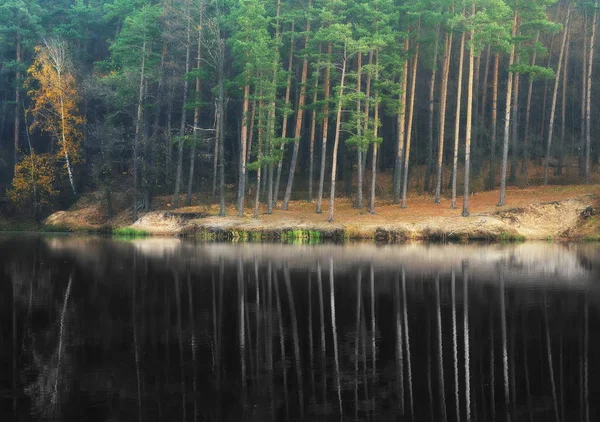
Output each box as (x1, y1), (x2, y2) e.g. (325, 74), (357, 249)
(8, 152), (58, 211)
(26, 43), (85, 167)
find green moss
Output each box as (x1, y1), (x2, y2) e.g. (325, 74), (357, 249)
(112, 227), (149, 237)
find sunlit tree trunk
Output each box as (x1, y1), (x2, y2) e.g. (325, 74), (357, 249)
(327, 42), (349, 222)
(509, 59), (520, 184)
(487, 54), (499, 189)
(316, 43), (332, 214)
(462, 10), (475, 217)
(308, 73), (319, 202)
(498, 10), (519, 206)
(425, 30), (440, 192)
(355, 53), (364, 208)
(584, 1), (597, 184)
(133, 39), (147, 221)
(522, 31), (540, 179)
(283, 6), (312, 210)
(394, 39), (409, 204)
(237, 81), (251, 216)
(580, 17), (588, 178)
(401, 35), (420, 209)
(544, 6), (571, 185)
(435, 31), (453, 203)
(451, 30), (466, 208)
(559, 29), (570, 177)
(273, 25), (295, 207)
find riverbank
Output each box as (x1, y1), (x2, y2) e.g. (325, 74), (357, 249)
(25, 184), (598, 242)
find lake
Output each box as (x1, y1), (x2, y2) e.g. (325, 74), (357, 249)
(1, 235), (599, 421)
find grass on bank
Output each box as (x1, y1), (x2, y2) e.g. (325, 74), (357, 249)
(112, 227), (149, 237)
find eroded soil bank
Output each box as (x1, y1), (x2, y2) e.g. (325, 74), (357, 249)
(38, 185), (600, 241)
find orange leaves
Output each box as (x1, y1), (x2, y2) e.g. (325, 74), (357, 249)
(26, 42), (85, 166)
(8, 151), (58, 211)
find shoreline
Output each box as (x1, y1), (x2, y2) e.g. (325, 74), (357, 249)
(1, 185), (597, 242)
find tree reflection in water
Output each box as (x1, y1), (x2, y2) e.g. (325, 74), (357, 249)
(1, 236), (599, 421)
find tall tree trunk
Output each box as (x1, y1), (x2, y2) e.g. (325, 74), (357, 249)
(14, 34), (21, 174)
(266, 0), (282, 214)
(254, 82), (266, 219)
(308, 73), (319, 202)
(498, 10), (519, 206)
(273, 24), (295, 207)
(173, 3), (192, 208)
(327, 45), (348, 222)
(544, 5), (571, 185)
(559, 29), (570, 177)
(435, 31), (453, 203)
(487, 54), (500, 190)
(522, 31), (540, 179)
(480, 44), (491, 130)
(394, 39), (410, 203)
(237, 82), (251, 216)
(369, 50), (380, 214)
(462, 7), (475, 217)
(580, 17), (588, 177)
(451, 30), (466, 208)
(316, 42), (332, 213)
(217, 39), (226, 216)
(425, 29), (440, 192)
(282, 8), (311, 210)
(133, 39), (147, 221)
(401, 35), (420, 208)
(187, 6), (204, 205)
(509, 55), (520, 184)
(584, 1), (597, 184)
(355, 53), (364, 208)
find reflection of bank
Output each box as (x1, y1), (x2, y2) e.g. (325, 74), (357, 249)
(40, 237), (600, 288)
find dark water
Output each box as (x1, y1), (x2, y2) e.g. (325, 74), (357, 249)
(1, 236), (600, 421)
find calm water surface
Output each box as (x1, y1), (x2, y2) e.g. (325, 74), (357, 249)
(1, 235), (599, 421)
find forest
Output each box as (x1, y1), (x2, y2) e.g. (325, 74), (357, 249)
(0, 0), (598, 223)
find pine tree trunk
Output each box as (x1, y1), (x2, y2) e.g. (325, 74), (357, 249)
(362, 51), (374, 192)
(544, 5), (571, 185)
(173, 6), (192, 209)
(487, 53), (499, 190)
(166, 89), (174, 189)
(462, 8), (475, 217)
(401, 36), (420, 209)
(369, 50), (380, 214)
(273, 25), (295, 207)
(316, 42), (332, 214)
(133, 40), (147, 221)
(579, 17), (588, 177)
(282, 11), (311, 210)
(355, 53), (363, 208)
(394, 39), (409, 204)
(559, 29), (569, 177)
(267, 0), (282, 214)
(244, 99), (257, 194)
(522, 31), (539, 179)
(434, 31), (453, 203)
(451, 31), (466, 209)
(187, 7), (203, 206)
(237, 82), (251, 216)
(308, 74), (319, 202)
(14, 34), (21, 174)
(584, 1), (597, 184)
(425, 30), (440, 192)
(217, 39), (226, 216)
(327, 46), (348, 222)
(480, 44), (491, 130)
(509, 67), (520, 184)
(498, 10), (519, 206)
(254, 83), (266, 219)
